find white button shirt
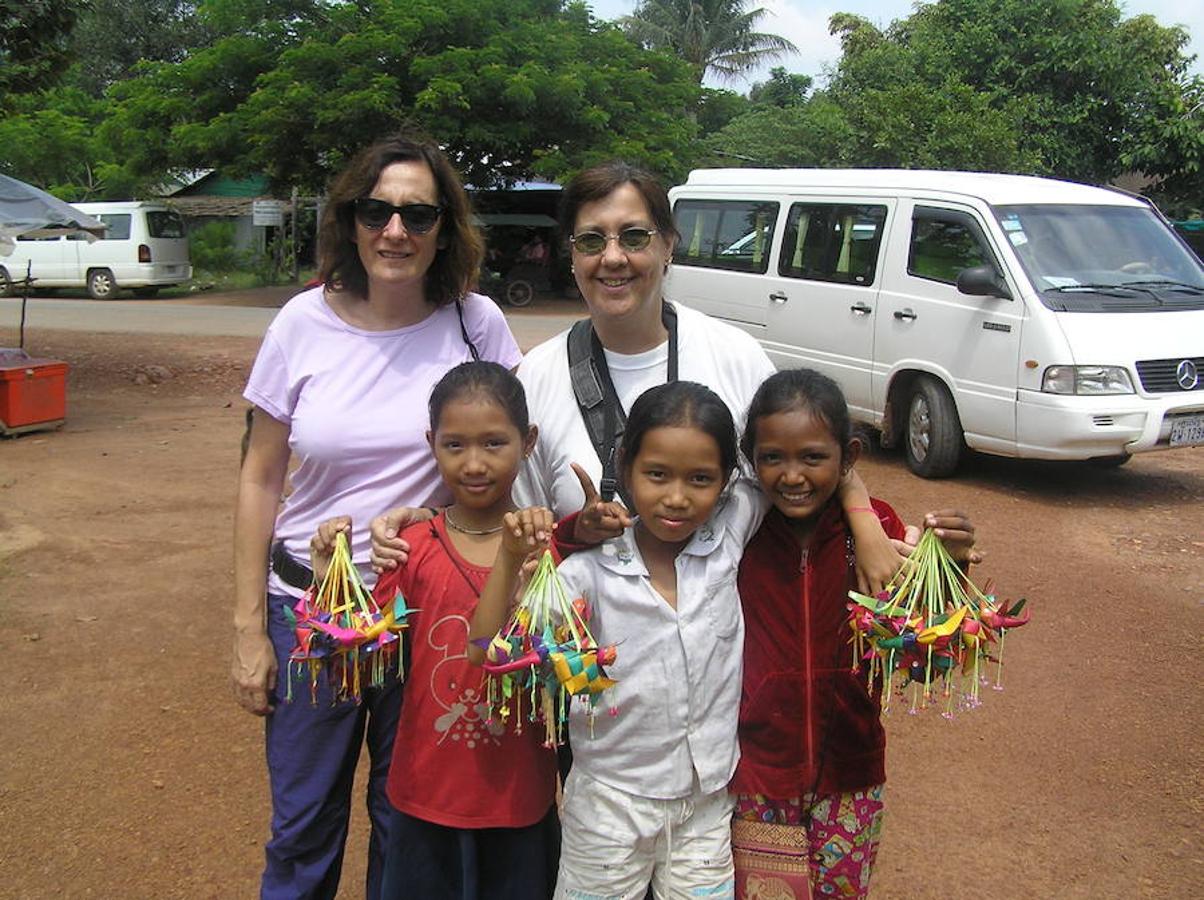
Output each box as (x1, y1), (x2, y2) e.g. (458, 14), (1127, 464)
(556, 480), (766, 800)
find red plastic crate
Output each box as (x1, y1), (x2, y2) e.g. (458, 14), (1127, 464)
(0, 356), (68, 431)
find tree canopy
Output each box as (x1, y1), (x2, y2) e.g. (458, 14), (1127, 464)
(97, 0), (700, 193)
(705, 0), (1202, 208)
(0, 0), (1199, 212)
(0, 0), (84, 98)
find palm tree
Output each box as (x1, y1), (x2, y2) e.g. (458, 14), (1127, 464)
(620, 0), (799, 84)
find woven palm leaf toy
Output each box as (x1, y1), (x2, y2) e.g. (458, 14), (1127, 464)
(477, 550), (618, 747)
(847, 528), (1030, 717)
(283, 531), (415, 704)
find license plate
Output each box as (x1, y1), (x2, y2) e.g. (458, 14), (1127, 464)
(1169, 413), (1204, 447)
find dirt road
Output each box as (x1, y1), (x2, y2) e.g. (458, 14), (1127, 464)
(0, 317), (1200, 898)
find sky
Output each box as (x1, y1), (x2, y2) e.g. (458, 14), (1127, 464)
(585, 0), (1203, 89)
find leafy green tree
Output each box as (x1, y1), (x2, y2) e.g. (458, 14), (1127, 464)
(701, 97), (855, 167)
(63, 0), (214, 97)
(748, 66), (811, 108)
(620, 0), (798, 83)
(100, 0), (700, 191)
(696, 88), (751, 134)
(825, 0), (1200, 190)
(0, 0), (84, 99)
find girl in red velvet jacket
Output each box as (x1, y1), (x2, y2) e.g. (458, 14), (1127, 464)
(730, 369), (977, 899)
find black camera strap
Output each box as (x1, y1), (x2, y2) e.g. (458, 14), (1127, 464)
(567, 302), (678, 502)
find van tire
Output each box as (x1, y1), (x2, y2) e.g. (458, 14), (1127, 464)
(132, 287), (160, 298)
(0, 267), (11, 298)
(87, 268), (117, 300)
(904, 376), (962, 478)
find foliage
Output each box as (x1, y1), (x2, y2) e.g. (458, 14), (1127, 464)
(187, 220), (243, 271)
(0, 89), (147, 199)
(748, 66), (811, 108)
(620, 0), (798, 83)
(96, 0), (699, 191)
(701, 98), (855, 167)
(824, 0), (1201, 191)
(63, 0), (214, 97)
(696, 89), (751, 135)
(702, 0), (1201, 207)
(0, 0), (84, 99)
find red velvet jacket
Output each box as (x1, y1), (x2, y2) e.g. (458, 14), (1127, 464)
(731, 498), (905, 799)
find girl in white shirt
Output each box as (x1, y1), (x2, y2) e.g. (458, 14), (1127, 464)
(473, 380), (762, 900)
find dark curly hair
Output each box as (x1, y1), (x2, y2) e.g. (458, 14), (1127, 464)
(317, 132), (483, 306)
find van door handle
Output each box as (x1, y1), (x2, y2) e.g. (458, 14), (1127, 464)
(850, 302), (872, 316)
(769, 291), (789, 304)
(894, 308), (917, 321)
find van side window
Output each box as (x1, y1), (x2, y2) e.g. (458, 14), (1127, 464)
(148, 211), (185, 239)
(673, 200), (779, 274)
(98, 214), (132, 241)
(778, 203), (886, 285)
(909, 208), (997, 284)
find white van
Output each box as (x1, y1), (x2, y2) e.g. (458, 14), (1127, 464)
(0, 201), (192, 299)
(667, 169), (1204, 476)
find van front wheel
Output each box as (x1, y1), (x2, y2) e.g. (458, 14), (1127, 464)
(0, 267), (11, 298)
(904, 376), (963, 478)
(87, 268), (117, 300)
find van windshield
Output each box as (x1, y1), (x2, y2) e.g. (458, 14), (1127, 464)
(147, 210), (185, 239)
(993, 204), (1204, 310)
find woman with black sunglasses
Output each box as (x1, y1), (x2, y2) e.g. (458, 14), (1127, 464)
(232, 133), (522, 900)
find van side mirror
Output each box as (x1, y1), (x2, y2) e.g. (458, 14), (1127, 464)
(957, 265), (1012, 300)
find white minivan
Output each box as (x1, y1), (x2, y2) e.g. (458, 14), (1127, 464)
(667, 169), (1204, 476)
(0, 201), (192, 299)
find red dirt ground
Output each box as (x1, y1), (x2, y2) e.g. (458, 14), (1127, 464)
(0, 325), (1200, 899)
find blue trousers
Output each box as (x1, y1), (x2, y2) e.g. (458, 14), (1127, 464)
(262, 593), (404, 900)
(380, 805), (560, 900)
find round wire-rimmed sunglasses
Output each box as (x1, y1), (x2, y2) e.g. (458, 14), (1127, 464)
(569, 227), (658, 255)
(352, 198), (444, 233)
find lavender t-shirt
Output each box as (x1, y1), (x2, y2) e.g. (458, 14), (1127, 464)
(244, 287), (522, 596)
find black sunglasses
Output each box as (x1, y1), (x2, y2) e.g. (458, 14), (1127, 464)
(569, 227), (657, 255)
(353, 198), (444, 233)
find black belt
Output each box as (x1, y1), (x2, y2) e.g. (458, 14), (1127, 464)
(270, 540), (314, 591)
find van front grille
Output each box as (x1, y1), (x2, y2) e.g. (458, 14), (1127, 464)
(1135, 356), (1204, 393)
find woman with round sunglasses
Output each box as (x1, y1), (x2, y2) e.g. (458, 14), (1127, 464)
(232, 132), (521, 900)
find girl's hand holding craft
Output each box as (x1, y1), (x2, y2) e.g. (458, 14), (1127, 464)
(922, 509), (982, 566)
(502, 506), (555, 560)
(570, 463), (632, 544)
(311, 516), (353, 582)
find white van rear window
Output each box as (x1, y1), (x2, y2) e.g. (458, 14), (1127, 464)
(147, 210), (185, 238)
(98, 214), (132, 240)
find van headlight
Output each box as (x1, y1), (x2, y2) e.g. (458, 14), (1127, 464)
(1041, 365), (1135, 395)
